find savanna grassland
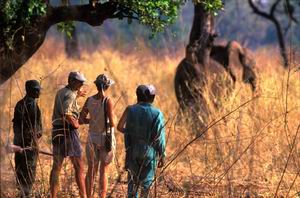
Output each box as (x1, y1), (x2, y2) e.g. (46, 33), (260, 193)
(0, 38), (299, 197)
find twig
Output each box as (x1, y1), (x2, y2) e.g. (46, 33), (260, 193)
(274, 124), (300, 197)
(160, 96), (259, 175)
(214, 114), (289, 187)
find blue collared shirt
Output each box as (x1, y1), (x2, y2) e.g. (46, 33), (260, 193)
(125, 103), (166, 161)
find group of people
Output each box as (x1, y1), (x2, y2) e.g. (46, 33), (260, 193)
(12, 71), (166, 198)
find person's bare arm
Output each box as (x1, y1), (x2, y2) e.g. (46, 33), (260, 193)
(66, 114), (80, 129)
(107, 98), (115, 127)
(117, 107), (129, 133)
(79, 99), (90, 125)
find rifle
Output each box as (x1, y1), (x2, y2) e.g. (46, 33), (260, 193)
(6, 144), (53, 156)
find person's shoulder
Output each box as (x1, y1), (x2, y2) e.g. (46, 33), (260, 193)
(86, 95), (94, 101)
(150, 105), (162, 113)
(130, 103), (141, 109)
(126, 104), (134, 110)
(23, 96), (36, 106)
(57, 86), (67, 93)
(106, 96), (113, 102)
(16, 97), (24, 104)
(56, 87), (65, 96)
(59, 87), (76, 98)
(151, 106), (164, 117)
(14, 98), (24, 109)
(126, 104), (138, 113)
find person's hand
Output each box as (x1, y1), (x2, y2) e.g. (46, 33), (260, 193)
(36, 132), (42, 139)
(7, 144), (23, 153)
(158, 157), (165, 168)
(16, 147), (24, 153)
(253, 87), (261, 98)
(72, 120), (80, 129)
(77, 87), (87, 97)
(66, 115), (80, 129)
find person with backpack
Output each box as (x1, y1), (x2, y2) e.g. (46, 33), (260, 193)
(12, 80), (43, 197)
(117, 84), (166, 198)
(79, 74), (116, 198)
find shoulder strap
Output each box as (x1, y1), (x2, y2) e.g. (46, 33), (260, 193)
(103, 97), (110, 134)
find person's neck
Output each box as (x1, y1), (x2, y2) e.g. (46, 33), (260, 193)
(138, 102), (151, 105)
(66, 84), (76, 91)
(25, 94), (35, 99)
(94, 92), (105, 99)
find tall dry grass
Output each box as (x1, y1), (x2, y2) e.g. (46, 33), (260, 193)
(0, 38), (299, 197)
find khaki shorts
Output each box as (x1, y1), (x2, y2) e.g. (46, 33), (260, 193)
(86, 142), (110, 164)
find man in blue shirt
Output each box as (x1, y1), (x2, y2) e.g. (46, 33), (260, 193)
(117, 84), (166, 198)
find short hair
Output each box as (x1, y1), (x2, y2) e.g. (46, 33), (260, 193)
(136, 85), (147, 102)
(94, 74), (114, 91)
(136, 84), (156, 103)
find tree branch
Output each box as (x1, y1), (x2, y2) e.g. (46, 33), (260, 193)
(248, 0), (272, 20)
(248, 0), (289, 67)
(284, 0), (298, 23)
(270, 0), (281, 17)
(46, 2), (119, 27)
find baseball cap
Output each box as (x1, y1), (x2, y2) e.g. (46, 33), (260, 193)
(25, 80), (41, 91)
(146, 84), (156, 95)
(68, 71), (86, 82)
(136, 84), (156, 96)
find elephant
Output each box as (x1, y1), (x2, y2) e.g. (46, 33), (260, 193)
(174, 39), (258, 132)
(210, 40), (257, 92)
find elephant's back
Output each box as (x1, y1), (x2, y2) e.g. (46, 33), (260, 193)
(210, 45), (229, 67)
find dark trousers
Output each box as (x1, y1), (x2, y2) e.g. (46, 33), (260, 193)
(15, 150), (38, 198)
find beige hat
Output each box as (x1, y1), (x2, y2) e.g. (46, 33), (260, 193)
(68, 71), (87, 82)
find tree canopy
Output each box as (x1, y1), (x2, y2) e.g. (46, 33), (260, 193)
(0, 0), (223, 84)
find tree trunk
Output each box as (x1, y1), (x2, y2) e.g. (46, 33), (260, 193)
(188, 3), (215, 66)
(65, 26), (80, 59)
(189, 3), (215, 45)
(0, 25), (48, 84)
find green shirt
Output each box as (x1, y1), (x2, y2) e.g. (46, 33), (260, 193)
(125, 103), (166, 161)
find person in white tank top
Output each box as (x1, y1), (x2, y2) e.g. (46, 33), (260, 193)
(79, 74), (115, 198)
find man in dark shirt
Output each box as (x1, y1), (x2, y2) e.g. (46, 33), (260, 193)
(13, 80), (42, 197)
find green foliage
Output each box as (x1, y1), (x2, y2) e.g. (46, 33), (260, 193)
(112, 0), (185, 34)
(2, 0), (46, 27)
(57, 21), (75, 39)
(1, 0), (46, 48)
(1, 0), (224, 46)
(27, 0), (47, 17)
(109, 0), (223, 35)
(193, 0), (223, 15)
